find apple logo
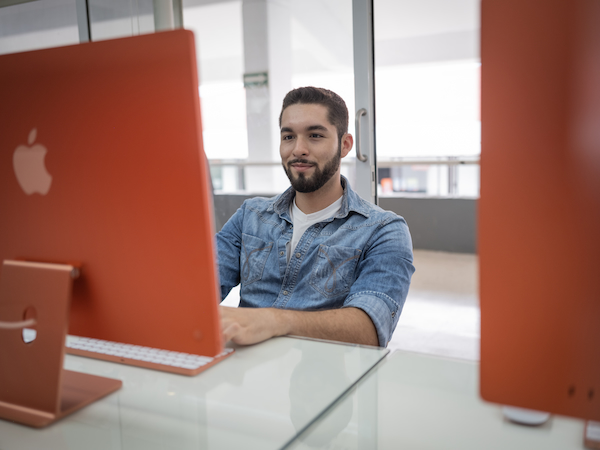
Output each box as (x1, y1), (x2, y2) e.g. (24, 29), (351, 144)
(13, 128), (52, 195)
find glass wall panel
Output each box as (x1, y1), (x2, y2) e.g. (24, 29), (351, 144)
(183, 0), (355, 194)
(457, 164), (480, 197)
(88, 0), (155, 41)
(183, 1), (246, 161)
(0, 1), (167, 55)
(375, 62), (480, 159)
(374, 0), (481, 197)
(0, 0), (79, 55)
(183, 1), (246, 193)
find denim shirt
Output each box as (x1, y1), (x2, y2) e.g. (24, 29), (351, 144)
(216, 177), (415, 347)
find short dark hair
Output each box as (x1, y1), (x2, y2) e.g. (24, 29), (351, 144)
(279, 87), (349, 143)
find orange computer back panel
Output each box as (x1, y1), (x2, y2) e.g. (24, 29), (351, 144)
(480, 0), (600, 420)
(0, 31), (223, 357)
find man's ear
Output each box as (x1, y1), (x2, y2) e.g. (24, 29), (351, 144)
(340, 133), (353, 158)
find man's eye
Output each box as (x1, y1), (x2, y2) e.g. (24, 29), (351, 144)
(309, 134), (323, 138)
(282, 135), (294, 140)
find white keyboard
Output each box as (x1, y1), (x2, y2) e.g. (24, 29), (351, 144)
(65, 335), (234, 376)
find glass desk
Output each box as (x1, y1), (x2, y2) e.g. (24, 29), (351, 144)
(0, 336), (388, 450)
(287, 351), (589, 450)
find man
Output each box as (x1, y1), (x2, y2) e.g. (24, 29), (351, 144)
(217, 87), (414, 347)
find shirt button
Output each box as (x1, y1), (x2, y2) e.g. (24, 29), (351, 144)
(283, 290), (289, 296)
(295, 253), (301, 258)
(280, 251), (284, 256)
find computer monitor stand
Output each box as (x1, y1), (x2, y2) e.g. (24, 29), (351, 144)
(0, 260), (122, 428)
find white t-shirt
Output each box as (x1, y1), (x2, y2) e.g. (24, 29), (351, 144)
(287, 196), (343, 264)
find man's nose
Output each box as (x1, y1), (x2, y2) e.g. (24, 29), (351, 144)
(292, 136), (309, 157)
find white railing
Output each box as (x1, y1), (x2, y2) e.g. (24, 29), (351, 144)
(209, 156), (480, 197)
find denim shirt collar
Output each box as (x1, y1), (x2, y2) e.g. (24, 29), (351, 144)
(270, 175), (371, 221)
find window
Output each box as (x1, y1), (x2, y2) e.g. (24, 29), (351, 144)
(374, 0), (481, 197)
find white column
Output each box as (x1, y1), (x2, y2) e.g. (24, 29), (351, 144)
(242, 0), (292, 193)
(153, 0), (175, 31)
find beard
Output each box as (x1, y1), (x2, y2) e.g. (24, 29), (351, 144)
(283, 147), (341, 193)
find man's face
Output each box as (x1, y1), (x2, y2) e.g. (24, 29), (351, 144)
(280, 103), (342, 193)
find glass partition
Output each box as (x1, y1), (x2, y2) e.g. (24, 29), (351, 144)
(374, 0), (481, 198)
(183, 0), (356, 195)
(183, 0), (247, 193)
(0, 0), (480, 198)
(0, 0), (79, 55)
(87, 0), (155, 40)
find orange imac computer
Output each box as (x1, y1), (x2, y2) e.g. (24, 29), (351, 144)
(0, 31), (230, 426)
(480, 0), (600, 439)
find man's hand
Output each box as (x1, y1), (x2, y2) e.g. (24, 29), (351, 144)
(220, 306), (286, 345)
(219, 305), (379, 347)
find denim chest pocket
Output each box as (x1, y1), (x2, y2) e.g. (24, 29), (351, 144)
(241, 233), (273, 285)
(310, 244), (362, 298)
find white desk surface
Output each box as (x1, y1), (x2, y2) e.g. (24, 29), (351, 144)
(287, 350), (590, 450)
(0, 336), (388, 450)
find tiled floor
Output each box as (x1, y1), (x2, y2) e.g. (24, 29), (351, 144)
(222, 249), (480, 361)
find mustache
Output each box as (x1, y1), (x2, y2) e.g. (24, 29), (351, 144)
(288, 159), (316, 166)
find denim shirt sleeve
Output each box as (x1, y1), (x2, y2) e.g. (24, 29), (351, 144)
(341, 214), (415, 347)
(215, 203), (245, 301)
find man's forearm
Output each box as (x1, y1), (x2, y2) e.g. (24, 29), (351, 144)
(220, 305), (379, 347)
(277, 307), (379, 346)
